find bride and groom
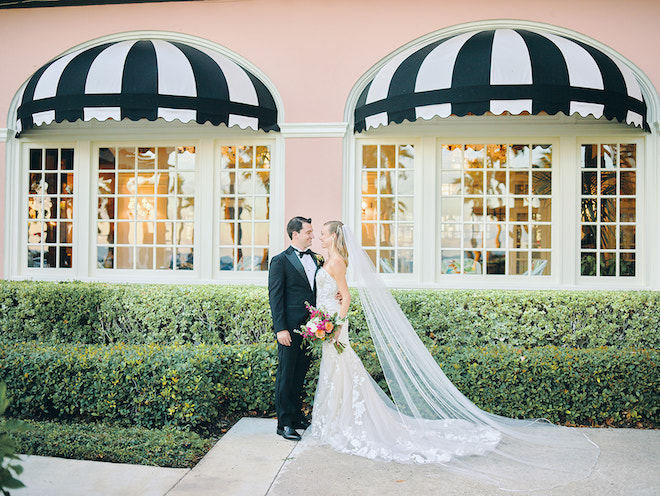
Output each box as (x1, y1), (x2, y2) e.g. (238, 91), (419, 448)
(268, 216), (599, 490)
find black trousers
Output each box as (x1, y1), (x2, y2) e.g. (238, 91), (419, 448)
(275, 339), (311, 428)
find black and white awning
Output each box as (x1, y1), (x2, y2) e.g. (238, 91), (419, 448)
(354, 29), (648, 132)
(16, 39), (279, 134)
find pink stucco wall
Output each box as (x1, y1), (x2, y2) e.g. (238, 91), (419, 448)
(1, 0), (659, 275)
(1, 0), (658, 124)
(284, 137), (343, 253)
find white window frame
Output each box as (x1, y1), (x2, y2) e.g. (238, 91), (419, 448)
(575, 136), (645, 287)
(354, 138), (423, 286)
(6, 121), (282, 283)
(212, 140), (277, 281)
(349, 115), (648, 290)
(21, 140), (79, 278)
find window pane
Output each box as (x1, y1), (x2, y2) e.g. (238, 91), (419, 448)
(620, 253), (635, 277)
(437, 142), (552, 277)
(441, 144), (462, 169)
(509, 145), (529, 169)
(531, 198), (551, 222)
(487, 144), (507, 168)
(582, 171), (596, 195)
(218, 145), (271, 271)
(397, 250), (413, 273)
(580, 142), (637, 278)
(581, 225), (596, 249)
(600, 225), (616, 250)
(363, 145), (377, 168)
(530, 254), (550, 276)
(620, 172), (636, 195)
(464, 171), (484, 194)
(532, 171), (551, 195)
(620, 225), (635, 250)
(361, 144), (415, 273)
(441, 198), (461, 222)
(510, 171), (528, 194)
(600, 198), (617, 223)
(116, 246), (133, 269)
(581, 252), (596, 276)
(509, 225), (528, 249)
(118, 148), (134, 169)
(486, 251), (505, 274)
(397, 171), (413, 195)
(620, 198), (635, 222)
(531, 225), (551, 249)
(26, 147), (75, 269)
(465, 144), (484, 168)
(509, 252), (527, 275)
(532, 144), (552, 168)
(581, 144), (597, 169)
(97, 145), (196, 271)
(600, 252), (616, 276)
(441, 171), (461, 195)
(600, 172), (616, 195)
(581, 199), (597, 223)
(619, 144), (636, 168)
(600, 144), (616, 169)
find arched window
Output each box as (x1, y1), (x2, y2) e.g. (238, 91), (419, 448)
(7, 33), (283, 282)
(346, 23), (655, 288)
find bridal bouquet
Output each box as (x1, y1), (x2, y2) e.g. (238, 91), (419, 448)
(297, 302), (346, 354)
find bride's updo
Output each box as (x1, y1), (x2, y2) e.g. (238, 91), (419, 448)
(324, 220), (349, 267)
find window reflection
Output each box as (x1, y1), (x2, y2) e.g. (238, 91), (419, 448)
(97, 146), (195, 270)
(360, 144), (415, 273)
(219, 145), (271, 271)
(579, 143), (636, 277)
(26, 147), (74, 269)
(438, 143), (552, 276)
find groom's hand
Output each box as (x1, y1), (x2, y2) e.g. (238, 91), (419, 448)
(277, 330), (292, 346)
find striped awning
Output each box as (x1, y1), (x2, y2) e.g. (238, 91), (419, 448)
(354, 29), (649, 132)
(15, 39), (279, 135)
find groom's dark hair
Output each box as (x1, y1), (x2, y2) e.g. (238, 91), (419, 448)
(287, 216), (312, 239)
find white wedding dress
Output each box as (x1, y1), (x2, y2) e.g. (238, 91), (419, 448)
(307, 267), (500, 463)
(302, 227), (600, 491)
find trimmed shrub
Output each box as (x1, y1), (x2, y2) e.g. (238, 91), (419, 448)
(0, 419), (212, 468)
(2, 281), (660, 349)
(1, 342), (658, 430)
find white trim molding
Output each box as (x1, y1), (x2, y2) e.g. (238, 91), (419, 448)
(280, 122), (348, 138)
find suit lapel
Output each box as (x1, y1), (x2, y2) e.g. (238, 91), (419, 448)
(285, 248), (310, 288)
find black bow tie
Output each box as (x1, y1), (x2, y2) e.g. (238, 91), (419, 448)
(295, 248), (313, 258)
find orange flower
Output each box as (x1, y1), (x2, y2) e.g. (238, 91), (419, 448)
(315, 328), (325, 339)
(325, 321), (334, 331)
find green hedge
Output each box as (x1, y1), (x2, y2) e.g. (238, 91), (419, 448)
(1, 342), (658, 430)
(1, 281), (659, 348)
(0, 419), (212, 468)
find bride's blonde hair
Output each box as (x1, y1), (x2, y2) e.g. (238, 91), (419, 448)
(325, 220), (349, 267)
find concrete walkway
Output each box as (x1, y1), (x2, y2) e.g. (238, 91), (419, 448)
(12, 418), (660, 496)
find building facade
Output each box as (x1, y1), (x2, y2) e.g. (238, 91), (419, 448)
(1, 0), (659, 289)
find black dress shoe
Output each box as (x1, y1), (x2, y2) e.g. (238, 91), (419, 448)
(293, 419), (310, 430)
(277, 426), (301, 441)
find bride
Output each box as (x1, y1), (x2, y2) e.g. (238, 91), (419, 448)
(303, 220), (600, 491)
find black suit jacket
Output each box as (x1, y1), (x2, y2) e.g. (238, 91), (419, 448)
(268, 246), (320, 337)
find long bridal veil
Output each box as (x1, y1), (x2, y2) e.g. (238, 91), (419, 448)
(342, 225), (599, 491)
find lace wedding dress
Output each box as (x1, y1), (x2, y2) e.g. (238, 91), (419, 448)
(303, 226), (599, 491)
(308, 267), (500, 463)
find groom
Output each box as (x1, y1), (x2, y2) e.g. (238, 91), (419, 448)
(268, 216), (321, 441)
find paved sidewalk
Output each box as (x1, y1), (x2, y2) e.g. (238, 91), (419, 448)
(12, 418), (660, 496)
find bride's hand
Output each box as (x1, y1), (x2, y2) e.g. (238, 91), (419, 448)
(332, 325), (342, 343)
